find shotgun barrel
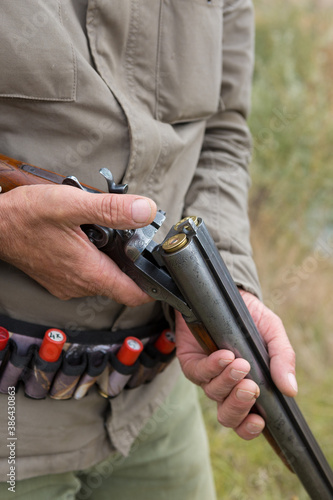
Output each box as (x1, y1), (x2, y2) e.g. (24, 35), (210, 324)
(154, 217), (333, 500)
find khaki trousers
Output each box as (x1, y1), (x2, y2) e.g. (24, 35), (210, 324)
(0, 376), (217, 500)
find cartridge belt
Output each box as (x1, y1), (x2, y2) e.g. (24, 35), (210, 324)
(0, 315), (176, 401)
(0, 313), (168, 344)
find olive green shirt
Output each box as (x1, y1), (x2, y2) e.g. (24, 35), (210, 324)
(0, 0), (260, 480)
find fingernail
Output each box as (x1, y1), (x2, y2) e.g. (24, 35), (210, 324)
(132, 199), (152, 223)
(218, 358), (233, 368)
(236, 389), (258, 402)
(230, 369), (248, 381)
(246, 422), (263, 435)
(288, 372), (298, 393)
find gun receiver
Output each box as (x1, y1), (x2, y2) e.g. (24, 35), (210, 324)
(0, 155), (332, 499)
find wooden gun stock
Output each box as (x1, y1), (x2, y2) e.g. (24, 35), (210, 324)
(0, 153), (102, 193)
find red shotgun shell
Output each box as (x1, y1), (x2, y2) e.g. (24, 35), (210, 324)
(0, 327), (9, 351)
(116, 337), (143, 366)
(154, 329), (176, 355)
(39, 329), (67, 362)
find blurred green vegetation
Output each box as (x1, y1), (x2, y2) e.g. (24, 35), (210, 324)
(201, 1), (333, 498)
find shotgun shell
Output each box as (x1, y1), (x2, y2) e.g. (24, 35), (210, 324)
(154, 329), (176, 354)
(104, 338), (144, 397)
(173, 215), (199, 231)
(39, 329), (67, 362)
(162, 233), (188, 253)
(116, 337), (143, 366)
(0, 327), (9, 351)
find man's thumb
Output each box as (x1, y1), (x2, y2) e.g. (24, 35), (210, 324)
(66, 188), (157, 229)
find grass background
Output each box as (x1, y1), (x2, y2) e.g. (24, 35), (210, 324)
(201, 1), (333, 498)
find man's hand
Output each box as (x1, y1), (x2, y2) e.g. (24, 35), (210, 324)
(175, 290), (297, 440)
(0, 184), (157, 306)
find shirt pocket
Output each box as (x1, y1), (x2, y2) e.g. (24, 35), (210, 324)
(0, 1), (76, 101)
(155, 0), (223, 124)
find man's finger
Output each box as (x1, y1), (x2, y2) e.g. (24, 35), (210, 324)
(234, 413), (265, 440)
(180, 350), (235, 385)
(216, 378), (260, 428)
(38, 185), (157, 229)
(203, 358), (251, 402)
(240, 290), (298, 397)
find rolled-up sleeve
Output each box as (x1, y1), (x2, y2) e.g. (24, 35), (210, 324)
(184, 0), (262, 299)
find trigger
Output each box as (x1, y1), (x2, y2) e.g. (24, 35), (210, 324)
(81, 224), (115, 249)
